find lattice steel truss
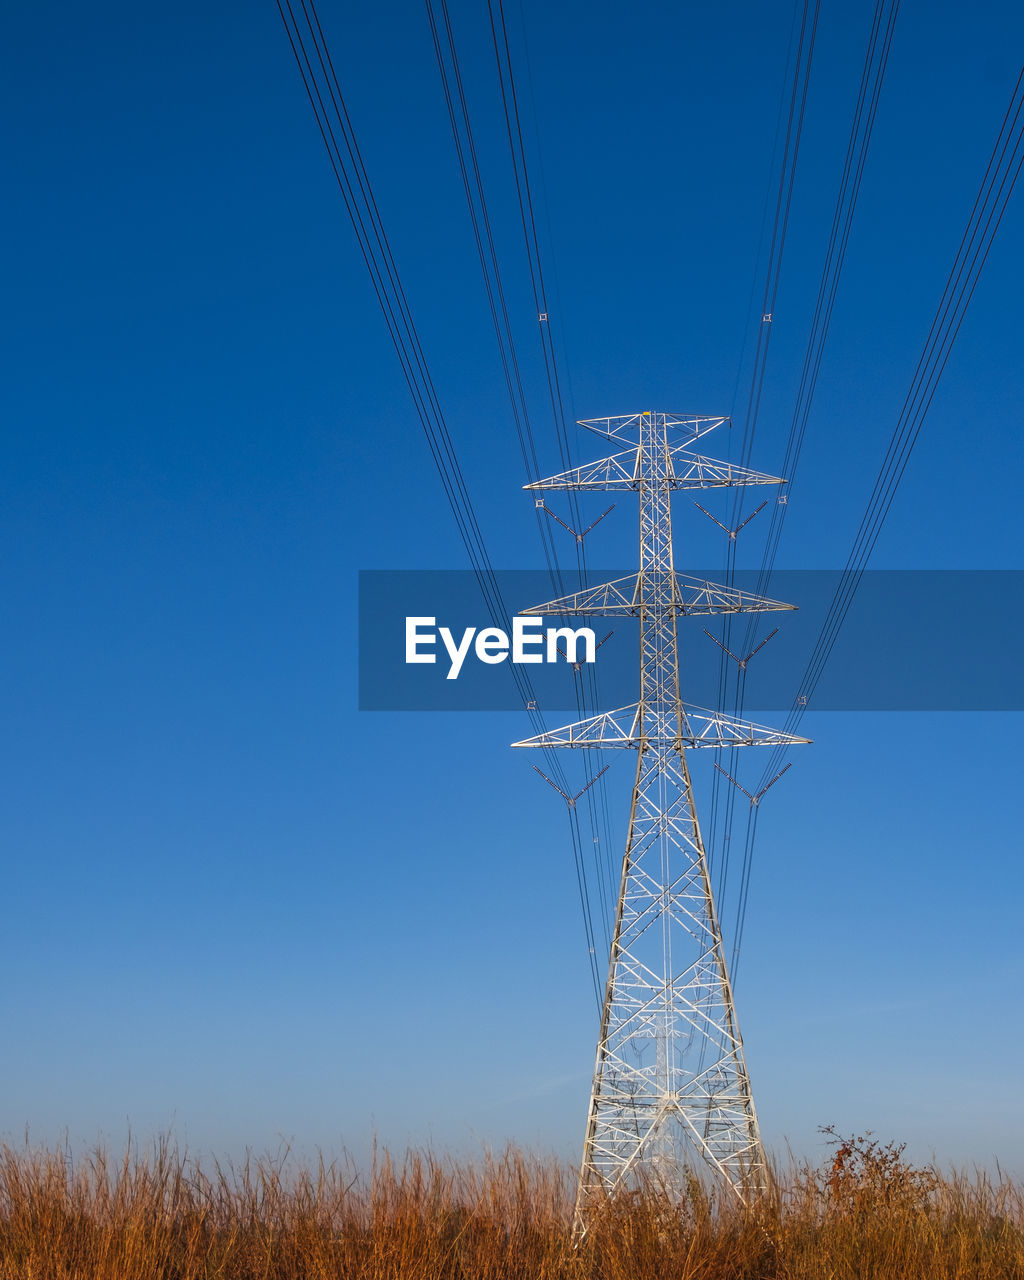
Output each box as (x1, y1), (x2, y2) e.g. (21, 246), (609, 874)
(513, 411), (809, 1218)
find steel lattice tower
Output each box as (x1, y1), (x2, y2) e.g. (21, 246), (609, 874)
(513, 411), (809, 1215)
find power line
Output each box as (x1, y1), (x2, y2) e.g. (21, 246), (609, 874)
(487, 0), (577, 488)
(707, 0), (821, 900)
(274, 0), (575, 783)
(731, 57), (1024, 972)
(485, 5), (622, 926)
(732, 0), (822, 484)
(278, 0), (616, 1009)
(764, 59), (1024, 775)
(442, 0), (621, 963)
(724, 0), (902, 973)
(426, 0), (609, 998)
(745, 0), (901, 634)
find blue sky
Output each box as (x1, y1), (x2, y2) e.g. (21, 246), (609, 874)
(2, 0), (1023, 1173)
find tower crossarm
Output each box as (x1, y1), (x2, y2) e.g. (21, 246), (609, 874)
(578, 411), (728, 445)
(525, 448), (784, 493)
(521, 572), (796, 618)
(512, 703), (811, 750)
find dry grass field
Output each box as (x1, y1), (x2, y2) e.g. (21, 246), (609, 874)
(1, 1129), (1021, 1279)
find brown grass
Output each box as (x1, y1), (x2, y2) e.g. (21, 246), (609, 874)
(0, 1130), (1021, 1278)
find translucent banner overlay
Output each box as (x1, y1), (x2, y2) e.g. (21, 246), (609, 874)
(358, 570), (1024, 711)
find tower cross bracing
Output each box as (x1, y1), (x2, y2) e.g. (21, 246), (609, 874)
(513, 410), (809, 1216)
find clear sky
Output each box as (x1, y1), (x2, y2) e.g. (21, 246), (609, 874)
(2, 0), (1023, 1175)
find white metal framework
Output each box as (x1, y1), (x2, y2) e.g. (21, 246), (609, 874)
(513, 411), (809, 1217)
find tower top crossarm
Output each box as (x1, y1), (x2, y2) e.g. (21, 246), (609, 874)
(578, 410), (728, 444)
(526, 409), (782, 492)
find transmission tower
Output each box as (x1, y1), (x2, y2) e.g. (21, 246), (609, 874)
(513, 411), (809, 1216)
